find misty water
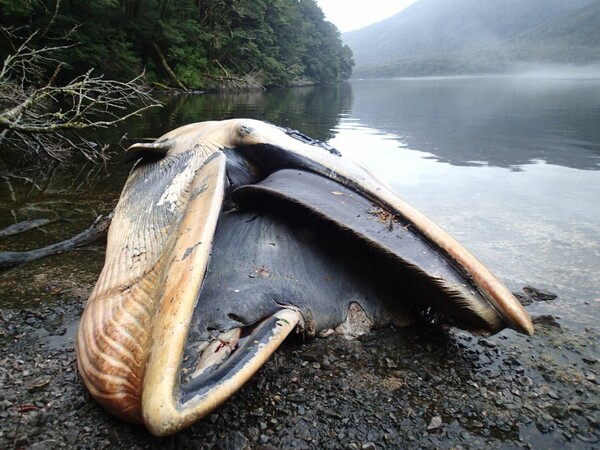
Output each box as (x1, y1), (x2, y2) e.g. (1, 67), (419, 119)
(2, 76), (599, 331)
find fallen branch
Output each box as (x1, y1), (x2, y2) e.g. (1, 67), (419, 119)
(153, 42), (188, 92)
(0, 213), (112, 268)
(0, 219), (52, 238)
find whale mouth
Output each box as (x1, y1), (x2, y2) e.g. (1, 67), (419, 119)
(177, 166), (522, 418)
(184, 168), (509, 349)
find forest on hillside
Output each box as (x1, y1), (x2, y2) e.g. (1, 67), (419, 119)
(0, 0), (353, 89)
(344, 0), (600, 78)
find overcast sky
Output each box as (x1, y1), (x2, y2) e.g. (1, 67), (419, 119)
(316, 0), (419, 33)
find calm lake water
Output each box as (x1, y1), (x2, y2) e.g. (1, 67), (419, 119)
(2, 76), (599, 329)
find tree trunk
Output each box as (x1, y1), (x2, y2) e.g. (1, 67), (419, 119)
(152, 42), (188, 91)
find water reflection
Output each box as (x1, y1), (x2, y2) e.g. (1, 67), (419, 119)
(349, 77), (600, 170)
(333, 122), (600, 327)
(149, 83), (353, 142)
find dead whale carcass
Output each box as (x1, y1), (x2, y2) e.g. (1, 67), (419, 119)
(76, 119), (533, 436)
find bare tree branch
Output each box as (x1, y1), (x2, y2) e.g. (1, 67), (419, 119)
(0, 23), (161, 162)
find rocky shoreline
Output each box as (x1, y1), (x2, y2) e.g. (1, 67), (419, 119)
(1, 282), (598, 449)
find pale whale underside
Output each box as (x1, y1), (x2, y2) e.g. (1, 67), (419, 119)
(76, 119), (533, 436)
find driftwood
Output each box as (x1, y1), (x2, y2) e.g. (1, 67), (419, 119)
(0, 213), (112, 268)
(203, 61), (265, 91)
(0, 219), (53, 238)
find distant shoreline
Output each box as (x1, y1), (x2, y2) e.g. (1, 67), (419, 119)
(349, 63), (600, 81)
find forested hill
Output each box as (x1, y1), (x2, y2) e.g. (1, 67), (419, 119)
(0, 0), (353, 89)
(343, 0), (600, 78)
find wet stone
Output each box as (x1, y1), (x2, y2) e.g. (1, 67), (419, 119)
(586, 373), (597, 383)
(27, 376), (51, 393)
(532, 315), (562, 329)
(427, 416), (443, 431)
(216, 431), (251, 450)
(582, 357), (598, 366)
(523, 285), (558, 302)
(27, 439), (57, 450)
(65, 430), (79, 445)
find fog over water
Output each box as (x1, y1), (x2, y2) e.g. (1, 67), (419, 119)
(503, 64), (600, 79)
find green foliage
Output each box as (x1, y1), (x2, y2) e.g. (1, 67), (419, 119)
(0, 0), (353, 89)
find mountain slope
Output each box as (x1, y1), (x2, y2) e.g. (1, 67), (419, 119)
(343, 0), (599, 77)
(522, 0), (600, 45)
